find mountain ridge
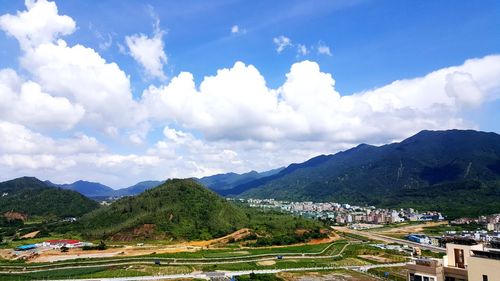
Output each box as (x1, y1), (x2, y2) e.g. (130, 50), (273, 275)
(0, 177), (100, 218)
(221, 129), (500, 217)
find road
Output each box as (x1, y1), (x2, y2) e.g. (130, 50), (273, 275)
(332, 226), (446, 253)
(0, 242), (352, 274)
(39, 263), (407, 281)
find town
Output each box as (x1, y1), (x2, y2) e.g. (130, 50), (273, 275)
(242, 198), (500, 244)
(242, 198), (445, 224)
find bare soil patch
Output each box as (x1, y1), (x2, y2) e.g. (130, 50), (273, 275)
(359, 255), (393, 263)
(20, 230), (40, 239)
(257, 260), (276, 266)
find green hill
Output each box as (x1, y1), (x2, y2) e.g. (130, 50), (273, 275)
(79, 179), (323, 241)
(227, 130), (500, 218)
(0, 177), (100, 218)
(79, 179), (247, 240)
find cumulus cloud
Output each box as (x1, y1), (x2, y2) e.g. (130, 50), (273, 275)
(0, 1), (499, 187)
(21, 40), (142, 130)
(125, 19), (167, 80)
(0, 0), (144, 132)
(143, 55), (500, 145)
(0, 69), (85, 130)
(0, 0), (75, 50)
(273, 35), (292, 53)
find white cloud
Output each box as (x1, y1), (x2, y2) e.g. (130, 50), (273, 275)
(273, 35), (292, 53)
(230, 25), (246, 35)
(0, 0), (75, 50)
(21, 40), (142, 130)
(297, 44), (309, 56)
(143, 55), (500, 145)
(0, 1), (499, 188)
(317, 42), (332, 56)
(0, 121), (103, 156)
(0, 69), (85, 130)
(125, 20), (167, 80)
(0, 0), (144, 133)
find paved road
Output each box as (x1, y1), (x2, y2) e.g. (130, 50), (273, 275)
(40, 263), (407, 281)
(332, 226), (446, 253)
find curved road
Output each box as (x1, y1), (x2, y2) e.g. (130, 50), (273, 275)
(37, 263), (407, 281)
(0, 242), (353, 274)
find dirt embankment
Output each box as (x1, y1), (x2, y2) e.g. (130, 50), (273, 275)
(376, 221), (448, 235)
(3, 211), (28, 222)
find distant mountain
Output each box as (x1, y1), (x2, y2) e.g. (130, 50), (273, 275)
(224, 130), (500, 218)
(79, 179), (248, 240)
(56, 180), (116, 198)
(115, 180), (164, 196)
(197, 167), (283, 191)
(0, 177), (100, 218)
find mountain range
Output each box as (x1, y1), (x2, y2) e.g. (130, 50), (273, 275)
(196, 168), (283, 191)
(45, 180), (164, 199)
(2, 129), (499, 219)
(43, 168), (283, 198)
(218, 130), (500, 218)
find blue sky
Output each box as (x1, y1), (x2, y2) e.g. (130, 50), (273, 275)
(0, 0), (499, 187)
(3, 0), (499, 93)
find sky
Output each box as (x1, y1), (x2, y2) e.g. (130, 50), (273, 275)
(0, 0), (499, 188)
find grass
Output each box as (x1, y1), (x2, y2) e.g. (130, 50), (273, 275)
(368, 266), (408, 281)
(0, 241), (413, 281)
(342, 243), (409, 262)
(0, 242), (351, 272)
(422, 223), (484, 236)
(338, 232), (376, 242)
(277, 269), (379, 281)
(151, 242), (333, 258)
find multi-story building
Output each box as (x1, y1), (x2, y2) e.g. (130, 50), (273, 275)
(406, 238), (500, 281)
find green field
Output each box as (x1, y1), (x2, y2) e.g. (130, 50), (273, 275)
(0, 236), (416, 281)
(368, 266), (408, 281)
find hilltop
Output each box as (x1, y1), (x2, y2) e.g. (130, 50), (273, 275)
(0, 177), (100, 218)
(78, 179), (323, 242)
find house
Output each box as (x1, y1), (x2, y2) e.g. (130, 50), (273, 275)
(406, 238), (500, 281)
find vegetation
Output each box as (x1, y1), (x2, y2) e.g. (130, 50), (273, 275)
(197, 168), (283, 191)
(250, 228), (327, 246)
(236, 273), (284, 281)
(0, 177), (100, 218)
(422, 222), (484, 236)
(224, 130), (500, 218)
(77, 179), (325, 242)
(368, 267), (407, 281)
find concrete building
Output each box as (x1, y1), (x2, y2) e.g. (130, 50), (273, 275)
(408, 234), (431, 244)
(467, 250), (500, 281)
(406, 238), (500, 281)
(407, 258), (443, 281)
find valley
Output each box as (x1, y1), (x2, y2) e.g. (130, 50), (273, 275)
(0, 130), (499, 280)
